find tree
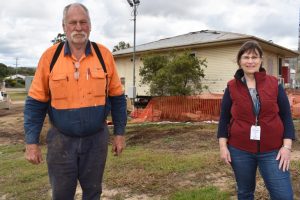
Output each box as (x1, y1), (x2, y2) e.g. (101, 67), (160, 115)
(13, 67), (35, 76)
(139, 52), (207, 96)
(112, 41), (131, 52)
(0, 63), (8, 79)
(51, 33), (66, 45)
(139, 55), (169, 96)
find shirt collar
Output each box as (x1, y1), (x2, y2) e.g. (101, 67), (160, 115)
(64, 40), (92, 56)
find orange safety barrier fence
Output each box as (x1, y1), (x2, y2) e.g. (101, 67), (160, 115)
(131, 94), (223, 123)
(130, 90), (300, 123)
(286, 89), (300, 119)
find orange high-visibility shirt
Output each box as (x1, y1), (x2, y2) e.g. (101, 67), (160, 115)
(29, 42), (124, 109)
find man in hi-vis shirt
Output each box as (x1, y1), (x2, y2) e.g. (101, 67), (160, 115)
(24, 3), (126, 199)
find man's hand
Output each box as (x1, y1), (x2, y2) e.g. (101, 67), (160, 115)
(112, 135), (125, 156)
(25, 144), (43, 164)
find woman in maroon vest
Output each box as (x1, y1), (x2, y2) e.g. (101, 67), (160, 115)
(217, 40), (295, 200)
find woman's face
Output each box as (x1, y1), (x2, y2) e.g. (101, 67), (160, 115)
(239, 49), (262, 76)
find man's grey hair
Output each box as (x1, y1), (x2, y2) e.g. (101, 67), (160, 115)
(62, 3), (90, 25)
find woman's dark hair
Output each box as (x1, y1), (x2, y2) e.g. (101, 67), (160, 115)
(237, 40), (263, 68)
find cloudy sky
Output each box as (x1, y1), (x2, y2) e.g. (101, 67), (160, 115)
(0, 0), (299, 67)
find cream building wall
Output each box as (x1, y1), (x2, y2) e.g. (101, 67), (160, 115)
(264, 51), (279, 76)
(196, 44), (239, 93)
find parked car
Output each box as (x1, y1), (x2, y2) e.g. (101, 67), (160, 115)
(0, 91), (3, 101)
(0, 91), (11, 109)
(134, 95), (152, 109)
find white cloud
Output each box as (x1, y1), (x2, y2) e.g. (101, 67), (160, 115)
(0, 0), (299, 67)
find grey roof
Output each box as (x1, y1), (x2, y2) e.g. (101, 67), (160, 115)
(113, 30), (250, 55)
(113, 30), (298, 57)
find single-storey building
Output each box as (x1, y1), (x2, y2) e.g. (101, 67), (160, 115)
(113, 30), (299, 95)
(4, 74), (26, 80)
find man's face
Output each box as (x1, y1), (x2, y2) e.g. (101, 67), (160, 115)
(63, 5), (91, 46)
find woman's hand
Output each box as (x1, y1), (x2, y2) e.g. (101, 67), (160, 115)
(219, 138), (231, 165)
(276, 139), (292, 172)
(220, 146), (231, 165)
(276, 146), (291, 172)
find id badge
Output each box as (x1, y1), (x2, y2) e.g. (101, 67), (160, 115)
(250, 125), (261, 140)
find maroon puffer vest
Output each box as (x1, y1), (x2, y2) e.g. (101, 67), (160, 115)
(227, 69), (283, 153)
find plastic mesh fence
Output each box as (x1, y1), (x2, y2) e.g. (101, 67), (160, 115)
(131, 94), (223, 123)
(130, 91), (300, 123)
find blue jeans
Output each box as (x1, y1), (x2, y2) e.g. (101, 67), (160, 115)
(46, 126), (109, 200)
(228, 145), (293, 200)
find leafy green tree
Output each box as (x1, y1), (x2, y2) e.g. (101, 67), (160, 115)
(0, 63), (8, 79)
(139, 52), (207, 96)
(15, 67), (36, 76)
(139, 55), (169, 96)
(112, 41), (131, 52)
(51, 33), (66, 44)
(166, 52), (207, 95)
(5, 79), (17, 87)
(4, 66), (35, 76)
(6, 66), (16, 75)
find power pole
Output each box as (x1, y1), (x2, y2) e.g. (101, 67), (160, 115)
(15, 57), (19, 75)
(297, 8), (300, 87)
(298, 7), (300, 52)
(127, 0), (140, 99)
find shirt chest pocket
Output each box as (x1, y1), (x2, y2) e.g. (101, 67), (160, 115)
(49, 73), (68, 100)
(90, 69), (107, 97)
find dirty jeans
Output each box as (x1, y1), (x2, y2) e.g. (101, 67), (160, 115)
(228, 145), (293, 200)
(46, 126), (109, 200)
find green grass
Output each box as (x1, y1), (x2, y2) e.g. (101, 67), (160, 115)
(106, 146), (216, 174)
(169, 186), (231, 200)
(6, 91), (27, 101)
(0, 144), (50, 200)
(104, 145), (222, 195)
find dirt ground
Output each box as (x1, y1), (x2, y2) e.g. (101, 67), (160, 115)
(1, 103), (300, 200)
(0, 103), (25, 145)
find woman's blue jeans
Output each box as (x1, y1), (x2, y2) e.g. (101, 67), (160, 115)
(228, 145), (293, 200)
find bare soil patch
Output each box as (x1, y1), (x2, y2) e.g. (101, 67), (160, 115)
(0, 103), (25, 145)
